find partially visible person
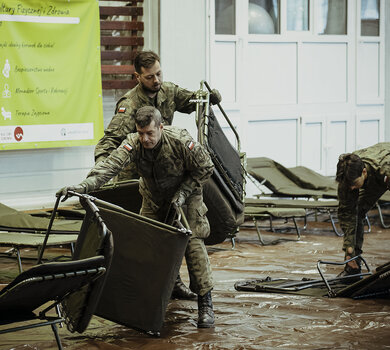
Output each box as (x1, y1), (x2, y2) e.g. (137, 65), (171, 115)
(58, 106), (216, 328)
(335, 142), (390, 276)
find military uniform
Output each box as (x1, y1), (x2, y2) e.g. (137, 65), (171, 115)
(338, 142), (390, 257)
(82, 126), (214, 296)
(94, 82), (198, 180)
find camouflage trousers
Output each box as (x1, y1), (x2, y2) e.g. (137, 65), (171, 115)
(140, 194), (213, 296)
(343, 187), (388, 257)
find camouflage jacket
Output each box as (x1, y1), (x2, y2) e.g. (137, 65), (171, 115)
(94, 82), (198, 164)
(338, 142), (390, 236)
(84, 126), (214, 210)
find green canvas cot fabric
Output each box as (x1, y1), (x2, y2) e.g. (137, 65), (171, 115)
(0, 232), (78, 247)
(0, 203), (82, 233)
(89, 199), (190, 335)
(245, 198), (339, 209)
(244, 206), (306, 218)
(247, 157), (337, 198)
(289, 166), (338, 193)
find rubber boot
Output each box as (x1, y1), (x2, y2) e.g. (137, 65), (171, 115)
(197, 291), (215, 328)
(171, 274), (197, 300)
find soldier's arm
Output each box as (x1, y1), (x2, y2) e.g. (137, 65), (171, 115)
(379, 154), (390, 189)
(83, 138), (134, 192)
(177, 140), (214, 199)
(337, 184), (359, 237)
(94, 99), (136, 164)
(173, 84), (198, 114)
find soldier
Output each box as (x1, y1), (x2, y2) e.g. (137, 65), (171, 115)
(95, 50), (221, 298)
(95, 50), (221, 178)
(57, 106), (216, 328)
(335, 142), (390, 276)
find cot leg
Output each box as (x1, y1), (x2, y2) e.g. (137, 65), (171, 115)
(15, 247), (23, 273)
(230, 237), (236, 249)
(253, 218), (266, 246)
(364, 215), (371, 233)
(51, 323), (63, 350)
(327, 209), (343, 237)
(292, 217), (301, 240)
(376, 202), (390, 229)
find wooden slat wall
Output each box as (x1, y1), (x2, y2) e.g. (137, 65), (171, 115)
(99, 0), (144, 90)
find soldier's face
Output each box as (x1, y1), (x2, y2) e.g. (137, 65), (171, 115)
(135, 61), (163, 97)
(350, 168), (367, 190)
(136, 120), (163, 149)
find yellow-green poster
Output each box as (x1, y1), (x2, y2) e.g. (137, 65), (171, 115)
(0, 0), (103, 150)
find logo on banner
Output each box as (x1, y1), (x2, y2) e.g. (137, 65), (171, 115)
(2, 59), (10, 78)
(1, 107), (11, 120)
(14, 126), (23, 142)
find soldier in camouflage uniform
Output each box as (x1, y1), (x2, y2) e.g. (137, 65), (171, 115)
(336, 142), (390, 276)
(95, 51), (220, 299)
(58, 106), (216, 328)
(94, 50), (221, 180)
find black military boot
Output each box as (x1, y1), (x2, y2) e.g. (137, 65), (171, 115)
(171, 275), (197, 300)
(337, 256), (362, 278)
(197, 291), (215, 328)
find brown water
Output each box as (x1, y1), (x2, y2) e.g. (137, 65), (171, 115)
(1, 214), (389, 350)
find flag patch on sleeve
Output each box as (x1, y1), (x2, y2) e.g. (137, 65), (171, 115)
(187, 141), (195, 150)
(123, 144), (133, 152)
(118, 107), (126, 113)
(385, 175), (388, 184)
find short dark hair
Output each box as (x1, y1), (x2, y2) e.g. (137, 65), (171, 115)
(135, 106), (162, 128)
(336, 153), (365, 187)
(134, 50), (160, 74)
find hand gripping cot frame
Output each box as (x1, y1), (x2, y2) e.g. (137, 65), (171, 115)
(0, 193), (114, 350)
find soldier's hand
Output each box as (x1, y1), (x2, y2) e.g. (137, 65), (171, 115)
(56, 184), (86, 201)
(171, 190), (186, 209)
(209, 89), (222, 105)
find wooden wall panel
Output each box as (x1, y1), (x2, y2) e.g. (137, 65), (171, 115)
(99, 0), (144, 90)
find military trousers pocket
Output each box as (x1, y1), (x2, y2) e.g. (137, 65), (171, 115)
(187, 202), (210, 239)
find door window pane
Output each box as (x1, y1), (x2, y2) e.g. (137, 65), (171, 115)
(317, 0), (347, 35)
(361, 0), (380, 36)
(248, 0), (280, 34)
(215, 0), (236, 35)
(287, 0), (309, 31)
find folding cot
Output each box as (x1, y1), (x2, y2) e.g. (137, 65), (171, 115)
(235, 257), (390, 300)
(92, 81), (246, 248)
(0, 194), (113, 350)
(243, 205), (306, 245)
(244, 157), (343, 238)
(0, 202), (82, 272)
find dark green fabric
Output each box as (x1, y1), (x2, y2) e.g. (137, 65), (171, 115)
(245, 198), (338, 209)
(0, 232), (78, 247)
(247, 157), (337, 198)
(0, 203), (82, 233)
(91, 199), (190, 334)
(244, 206), (306, 218)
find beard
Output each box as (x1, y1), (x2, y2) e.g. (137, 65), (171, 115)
(141, 81), (162, 94)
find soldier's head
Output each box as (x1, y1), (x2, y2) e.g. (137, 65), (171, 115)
(135, 106), (163, 149)
(336, 153), (367, 190)
(134, 51), (162, 97)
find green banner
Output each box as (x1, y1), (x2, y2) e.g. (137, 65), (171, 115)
(0, 0), (104, 150)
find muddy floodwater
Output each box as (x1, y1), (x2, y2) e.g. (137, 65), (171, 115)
(1, 212), (389, 350)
